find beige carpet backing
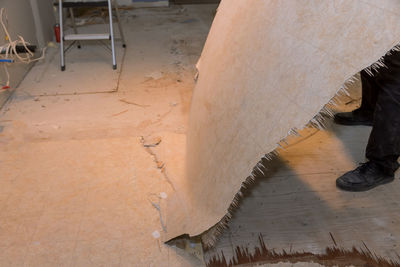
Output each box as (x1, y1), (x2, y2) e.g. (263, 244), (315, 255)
(166, 0), (400, 245)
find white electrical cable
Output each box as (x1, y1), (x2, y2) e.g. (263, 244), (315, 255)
(0, 7), (46, 88)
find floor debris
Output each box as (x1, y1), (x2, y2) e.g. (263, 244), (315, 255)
(119, 98), (150, 107)
(149, 196), (167, 232)
(111, 109), (129, 117)
(142, 136), (162, 147)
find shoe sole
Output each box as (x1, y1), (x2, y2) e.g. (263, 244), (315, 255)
(336, 176), (395, 192)
(334, 117), (373, 126)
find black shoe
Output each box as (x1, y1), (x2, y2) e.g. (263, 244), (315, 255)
(336, 161), (395, 192)
(334, 108), (373, 126)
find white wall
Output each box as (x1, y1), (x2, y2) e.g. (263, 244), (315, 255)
(0, 0), (37, 90)
(30, 0), (56, 48)
(0, 0), (55, 107)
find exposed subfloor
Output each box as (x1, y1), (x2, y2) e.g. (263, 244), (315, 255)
(0, 5), (216, 266)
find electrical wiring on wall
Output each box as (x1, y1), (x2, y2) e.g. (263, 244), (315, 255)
(0, 7), (46, 89)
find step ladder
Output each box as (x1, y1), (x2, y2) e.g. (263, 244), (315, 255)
(58, 0), (126, 71)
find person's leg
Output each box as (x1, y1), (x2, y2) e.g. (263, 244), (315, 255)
(337, 50), (400, 192)
(366, 50), (400, 174)
(334, 70), (379, 126)
(358, 69), (380, 116)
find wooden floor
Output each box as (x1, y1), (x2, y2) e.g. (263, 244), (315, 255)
(204, 115), (400, 264)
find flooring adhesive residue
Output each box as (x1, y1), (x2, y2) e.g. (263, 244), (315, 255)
(206, 235), (400, 267)
(165, 0), (400, 250)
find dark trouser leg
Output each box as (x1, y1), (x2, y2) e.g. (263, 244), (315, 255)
(359, 69), (380, 116)
(333, 68), (380, 126)
(366, 50), (400, 175)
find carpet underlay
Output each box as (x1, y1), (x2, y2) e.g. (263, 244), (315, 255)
(165, 0), (400, 247)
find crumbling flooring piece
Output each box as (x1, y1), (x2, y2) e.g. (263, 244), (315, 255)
(144, 131), (187, 195)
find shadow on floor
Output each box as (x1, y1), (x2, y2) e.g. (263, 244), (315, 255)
(204, 119), (400, 265)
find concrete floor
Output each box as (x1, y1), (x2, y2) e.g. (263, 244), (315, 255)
(0, 5), (216, 266)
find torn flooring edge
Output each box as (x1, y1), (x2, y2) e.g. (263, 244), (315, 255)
(206, 234), (400, 267)
(364, 44), (400, 76)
